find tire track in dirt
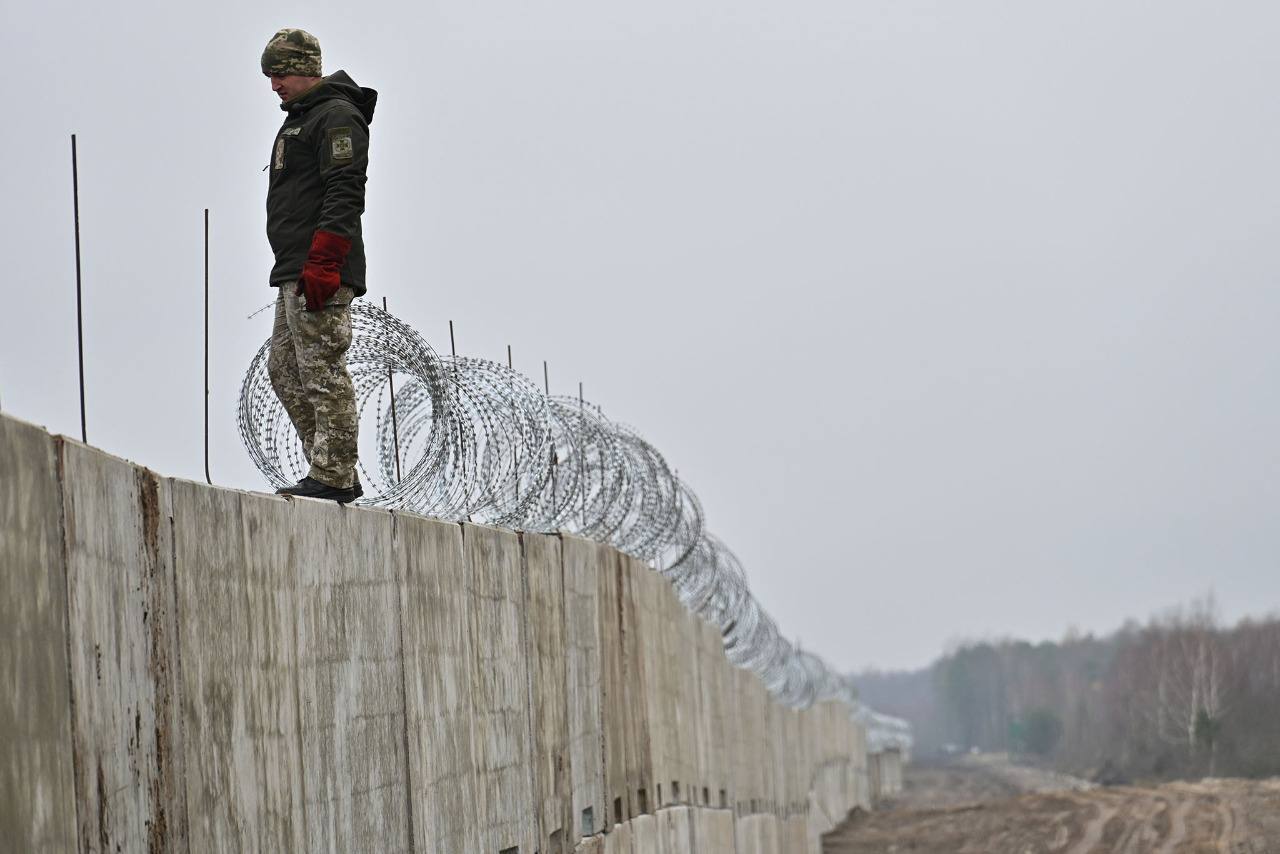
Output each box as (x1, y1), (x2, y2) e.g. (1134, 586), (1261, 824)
(1113, 793), (1167, 853)
(1214, 797), (1235, 853)
(1156, 794), (1191, 854)
(1067, 792), (1118, 854)
(823, 760), (1280, 854)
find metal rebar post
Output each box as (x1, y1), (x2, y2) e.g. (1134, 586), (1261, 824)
(508, 344), (518, 506)
(71, 134), (86, 443)
(579, 381), (586, 525)
(448, 320), (466, 515)
(384, 297), (402, 482)
(544, 360), (556, 516)
(204, 208), (211, 484)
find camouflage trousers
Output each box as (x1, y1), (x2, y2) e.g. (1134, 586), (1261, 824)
(267, 284), (359, 489)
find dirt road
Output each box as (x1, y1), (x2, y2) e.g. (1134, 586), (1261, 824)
(823, 757), (1280, 853)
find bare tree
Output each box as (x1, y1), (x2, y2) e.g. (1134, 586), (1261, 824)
(1136, 597), (1228, 774)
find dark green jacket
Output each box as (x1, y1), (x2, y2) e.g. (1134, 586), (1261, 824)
(267, 70), (377, 296)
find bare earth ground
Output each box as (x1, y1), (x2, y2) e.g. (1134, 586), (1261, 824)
(824, 755), (1280, 854)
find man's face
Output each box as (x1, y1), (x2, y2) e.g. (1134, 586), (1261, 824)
(268, 74), (319, 103)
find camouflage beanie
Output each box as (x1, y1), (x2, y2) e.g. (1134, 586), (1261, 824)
(261, 28), (322, 77)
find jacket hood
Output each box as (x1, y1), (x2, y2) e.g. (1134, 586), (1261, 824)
(283, 70), (377, 123)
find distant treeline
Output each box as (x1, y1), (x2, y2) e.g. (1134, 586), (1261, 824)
(853, 601), (1280, 782)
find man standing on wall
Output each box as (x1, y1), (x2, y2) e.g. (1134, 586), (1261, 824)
(261, 28), (377, 503)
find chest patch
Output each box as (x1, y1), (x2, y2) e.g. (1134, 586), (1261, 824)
(328, 126), (354, 162)
(281, 126), (302, 136)
(274, 137), (286, 170)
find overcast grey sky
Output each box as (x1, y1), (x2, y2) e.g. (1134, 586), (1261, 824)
(3, 0), (1278, 671)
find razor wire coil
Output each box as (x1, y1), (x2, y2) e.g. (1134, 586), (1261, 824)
(239, 299), (901, 731)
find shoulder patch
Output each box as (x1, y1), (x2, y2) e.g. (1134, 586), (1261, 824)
(328, 126), (354, 161)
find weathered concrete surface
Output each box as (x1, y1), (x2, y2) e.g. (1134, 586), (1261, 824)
(602, 818), (633, 854)
(563, 533), (607, 837)
(657, 805), (693, 854)
(61, 440), (187, 853)
(394, 511), (482, 854)
(619, 554), (654, 818)
(732, 665), (769, 814)
(597, 543), (630, 824)
(631, 812), (657, 852)
(0, 417), (76, 852)
(636, 568), (675, 808)
(868, 753), (881, 803)
(783, 709), (802, 816)
(1, 413), (878, 853)
(291, 498), (411, 852)
(780, 815), (807, 854)
(871, 749), (903, 798)
(172, 483), (306, 852)
(697, 620), (731, 809)
(765, 695), (786, 814)
(735, 813), (780, 854)
(690, 619), (712, 805)
(523, 531), (572, 852)
(463, 522), (537, 854)
(661, 582), (697, 805)
(690, 807), (735, 853)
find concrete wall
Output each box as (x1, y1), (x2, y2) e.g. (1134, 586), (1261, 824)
(868, 749), (905, 803)
(0, 413), (872, 853)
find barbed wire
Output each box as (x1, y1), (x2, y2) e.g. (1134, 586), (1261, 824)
(238, 300), (906, 733)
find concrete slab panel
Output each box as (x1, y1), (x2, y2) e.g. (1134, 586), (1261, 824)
(630, 813), (657, 854)
(699, 622), (732, 808)
(0, 415), (76, 852)
(597, 544), (629, 824)
(634, 567), (669, 812)
(656, 805), (692, 854)
(731, 667), (767, 814)
(288, 498), (411, 852)
(563, 534), (606, 837)
(736, 813), (779, 854)
(806, 793), (829, 849)
(781, 710), (800, 815)
(394, 512), (482, 854)
(689, 621), (710, 805)
(734, 815), (758, 854)
(868, 753), (882, 804)
(882, 750), (903, 796)
(522, 531), (572, 851)
(764, 696), (785, 814)
(619, 556), (654, 816)
(689, 808), (734, 854)
(780, 815), (807, 854)
(463, 522), (537, 854)
(758, 814), (780, 854)
(604, 819), (633, 854)
(762, 706), (783, 819)
(172, 483), (306, 852)
(663, 587), (697, 805)
(60, 441), (187, 853)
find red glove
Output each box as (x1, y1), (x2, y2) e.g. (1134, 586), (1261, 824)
(296, 230), (353, 312)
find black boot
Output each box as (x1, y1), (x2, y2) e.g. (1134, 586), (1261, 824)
(276, 476), (360, 504)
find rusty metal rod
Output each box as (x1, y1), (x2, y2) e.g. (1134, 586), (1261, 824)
(71, 134), (86, 443)
(204, 208), (211, 484)
(384, 297), (402, 482)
